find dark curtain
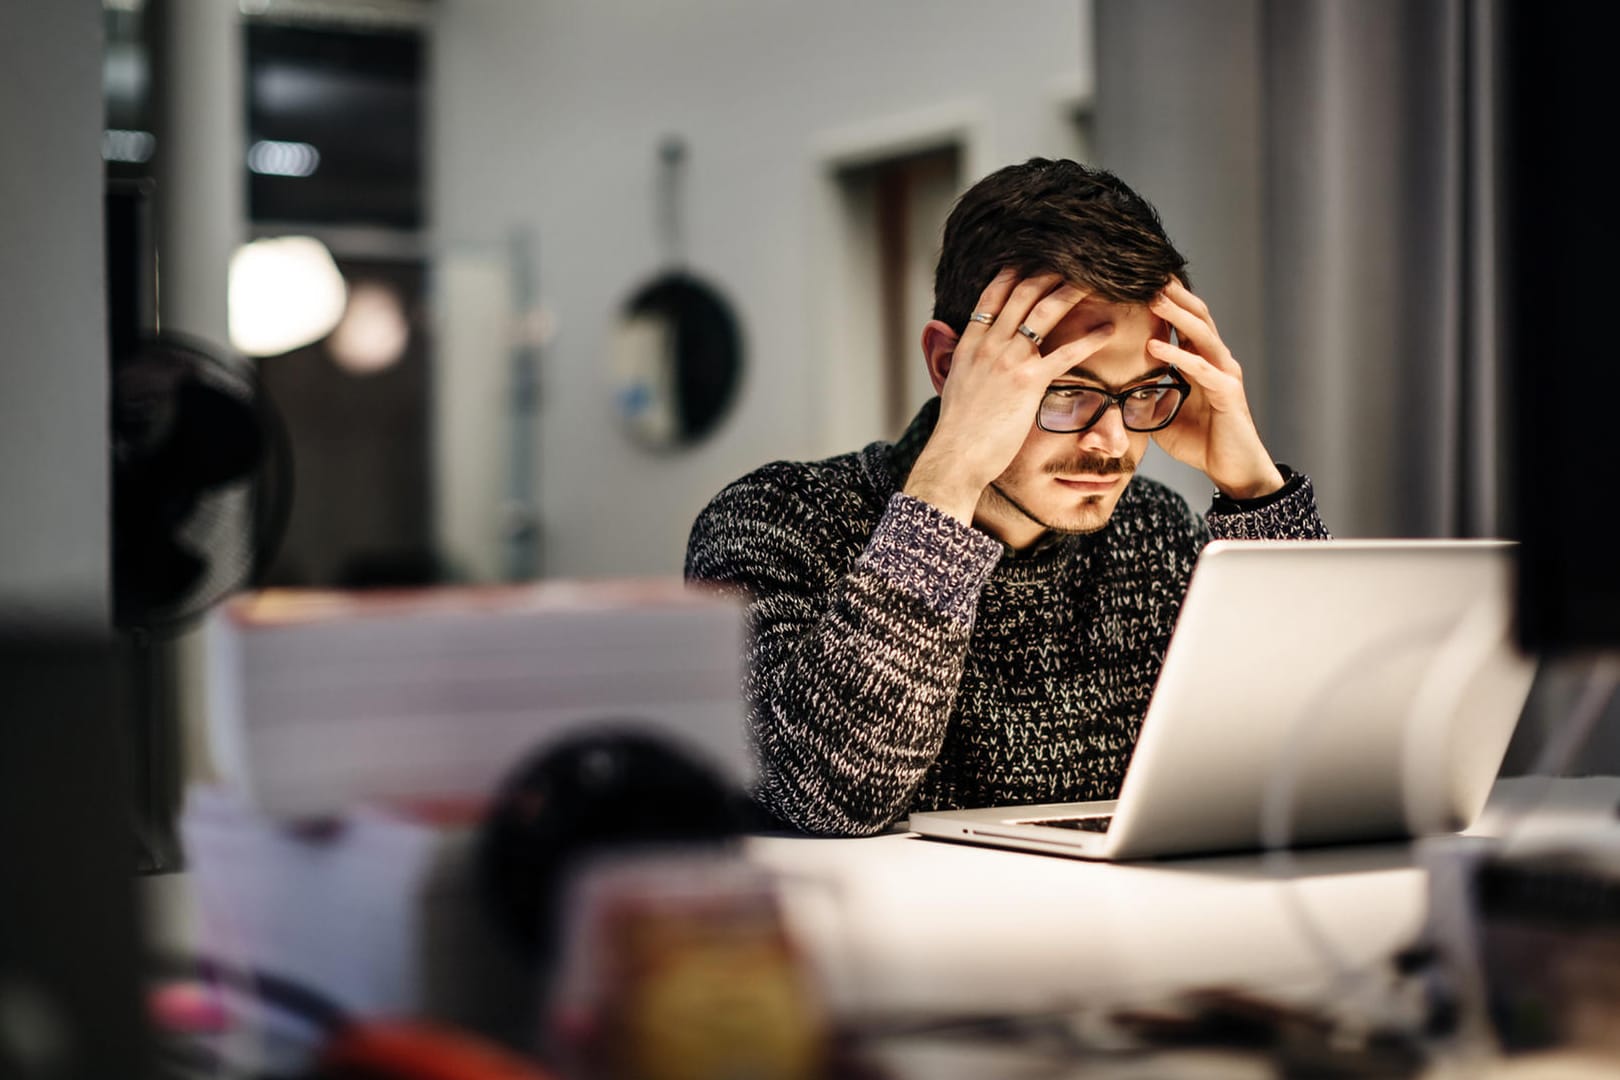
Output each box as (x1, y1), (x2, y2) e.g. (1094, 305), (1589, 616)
(1095, 0), (1502, 539)
(1093, 0), (1619, 773)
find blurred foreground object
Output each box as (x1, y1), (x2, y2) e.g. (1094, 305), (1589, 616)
(204, 580), (750, 820)
(107, 186), (295, 872)
(1475, 841), (1620, 1057)
(175, 723), (764, 1075)
(1417, 777), (1620, 1067)
(0, 636), (152, 1078)
(550, 851), (829, 1080)
(1477, 822), (1620, 1062)
(477, 727), (751, 970)
(176, 580), (754, 1071)
(112, 333), (291, 635)
(318, 1018), (556, 1080)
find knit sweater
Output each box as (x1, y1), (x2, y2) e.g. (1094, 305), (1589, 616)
(684, 397), (1330, 837)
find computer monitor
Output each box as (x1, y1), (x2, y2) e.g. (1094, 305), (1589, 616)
(1504, 0), (1620, 653)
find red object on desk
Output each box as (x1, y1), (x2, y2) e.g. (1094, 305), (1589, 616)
(148, 980), (231, 1033)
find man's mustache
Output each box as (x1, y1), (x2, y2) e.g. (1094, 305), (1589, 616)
(1044, 453), (1135, 477)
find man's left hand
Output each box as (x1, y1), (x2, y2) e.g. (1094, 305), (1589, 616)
(1147, 278), (1284, 501)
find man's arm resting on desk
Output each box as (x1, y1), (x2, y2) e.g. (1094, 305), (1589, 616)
(687, 474), (1001, 837)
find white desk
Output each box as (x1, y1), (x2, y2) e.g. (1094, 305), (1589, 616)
(746, 775), (1620, 1022)
(168, 775), (1620, 1075)
(748, 827), (1426, 1020)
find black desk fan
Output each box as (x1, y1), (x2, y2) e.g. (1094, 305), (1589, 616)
(112, 331), (292, 636)
(106, 181), (293, 872)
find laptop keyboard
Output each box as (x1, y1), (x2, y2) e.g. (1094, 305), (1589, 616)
(1015, 815), (1114, 833)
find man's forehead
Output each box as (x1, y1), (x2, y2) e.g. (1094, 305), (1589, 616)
(1061, 296), (1151, 328)
(1047, 297), (1171, 346)
(1046, 299), (1173, 387)
(1058, 362), (1173, 387)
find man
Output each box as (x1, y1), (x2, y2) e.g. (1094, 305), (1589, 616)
(685, 158), (1328, 837)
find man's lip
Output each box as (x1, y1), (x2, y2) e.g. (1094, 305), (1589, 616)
(1054, 475), (1121, 490)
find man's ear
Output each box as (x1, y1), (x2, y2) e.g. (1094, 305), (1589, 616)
(920, 320), (959, 395)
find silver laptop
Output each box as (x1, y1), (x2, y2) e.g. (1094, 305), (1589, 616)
(908, 539), (1537, 860)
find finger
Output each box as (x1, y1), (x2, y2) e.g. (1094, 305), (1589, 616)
(1017, 280), (1092, 343)
(1149, 294), (1239, 376)
(959, 267), (1020, 341)
(1036, 320), (1116, 378)
(1146, 340), (1241, 402)
(988, 272), (1068, 344)
(1147, 296), (1206, 350)
(970, 267), (1019, 319)
(1163, 277), (1214, 332)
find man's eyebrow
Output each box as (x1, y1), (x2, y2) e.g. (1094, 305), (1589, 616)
(1054, 364), (1174, 392)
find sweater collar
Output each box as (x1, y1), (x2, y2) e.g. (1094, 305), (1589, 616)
(887, 396), (938, 482)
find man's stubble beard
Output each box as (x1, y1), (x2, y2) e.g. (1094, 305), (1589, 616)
(985, 482), (1113, 536)
(986, 450), (1137, 537)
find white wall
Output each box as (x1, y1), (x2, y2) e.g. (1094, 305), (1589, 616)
(431, 0), (1093, 579)
(0, 0), (108, 633)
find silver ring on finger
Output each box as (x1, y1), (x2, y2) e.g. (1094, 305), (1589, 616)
(969, 311), (994, 326)
(1017, 323), (1044, 347)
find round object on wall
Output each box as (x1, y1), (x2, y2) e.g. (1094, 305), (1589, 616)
(610, 271), (742, 450)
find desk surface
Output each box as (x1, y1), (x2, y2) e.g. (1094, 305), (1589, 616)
(748, 822), (1427, 1019)
(745, 775), (1620, 1020)
(165, 775), (1620, 1078)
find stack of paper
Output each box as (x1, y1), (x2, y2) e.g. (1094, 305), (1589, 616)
(205, 580), (751, 820)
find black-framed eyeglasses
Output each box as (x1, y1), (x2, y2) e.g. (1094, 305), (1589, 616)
(1036, 368), (1191, 434)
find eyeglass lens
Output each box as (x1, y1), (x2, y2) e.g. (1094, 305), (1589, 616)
(1038, 382), (1185, 433)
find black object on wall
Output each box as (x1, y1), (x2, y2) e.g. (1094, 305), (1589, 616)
(617, 272), (744, 448)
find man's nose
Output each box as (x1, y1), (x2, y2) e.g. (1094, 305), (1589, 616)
(1079, 402), (1131, 457)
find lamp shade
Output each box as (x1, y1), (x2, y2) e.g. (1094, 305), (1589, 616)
(228, 235), (347, 358)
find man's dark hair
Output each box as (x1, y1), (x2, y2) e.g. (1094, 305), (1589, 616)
(932, 158), (1189, 332)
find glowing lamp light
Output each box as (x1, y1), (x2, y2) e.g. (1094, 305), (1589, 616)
(328, 281), (410, 375)
(228, 236), (347, 357)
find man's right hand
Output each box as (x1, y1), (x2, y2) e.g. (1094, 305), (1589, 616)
(903, 269), (1117, 525)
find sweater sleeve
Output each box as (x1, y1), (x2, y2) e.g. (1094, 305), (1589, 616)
(685, 479), (1002, 836)
(1205, 466), (1332, 541)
